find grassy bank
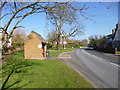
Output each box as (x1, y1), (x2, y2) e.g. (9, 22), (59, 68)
(2, 50), (94, 88)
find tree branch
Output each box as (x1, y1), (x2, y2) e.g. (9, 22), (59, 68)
(6, 9), (45, 45)
(0, 13), (13, 20)
(3, 26), (24, 46)
(3, 2), (38, 33)
(0, 2), (7, 11)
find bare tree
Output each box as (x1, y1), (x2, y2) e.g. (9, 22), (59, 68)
(1, 2), (89, 49)
(1, 2), (49, 46)
(1, 2), (37, 45)
(47, 30), (57, 44)
(1, 2), (115, 48)
(12, 28), (26, 49)
(46, 2), (87, 50)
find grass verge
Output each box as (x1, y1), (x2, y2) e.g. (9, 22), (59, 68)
(2, 50), (94, 88)
(49, 48), (76, 57)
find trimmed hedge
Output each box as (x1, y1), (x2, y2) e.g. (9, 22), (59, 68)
(94, 47), (115, 54)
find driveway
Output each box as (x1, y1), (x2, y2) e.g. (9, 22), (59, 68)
(58, 48), (119, 88)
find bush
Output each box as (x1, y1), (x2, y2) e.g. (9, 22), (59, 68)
(3, 46), (9, 53)
(3, 46), (15, 53)
(95, 47), (115, 54)
(47, 43), (52, 49)
(66, 43), (80, 48)
(12, 43), (24, 49)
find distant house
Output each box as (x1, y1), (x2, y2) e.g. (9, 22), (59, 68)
(3, 33), (12, 48)
(104, 24), (120, 51)
(24, 31), (47, 59)
(112, 24), (120, 50)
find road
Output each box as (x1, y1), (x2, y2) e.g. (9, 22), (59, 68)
(58, 48), (119, 88)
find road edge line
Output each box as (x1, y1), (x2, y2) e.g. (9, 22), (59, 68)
(82, 49), (120, 67)
(82, 50), (104, 61)
(109, 62), (120, 67)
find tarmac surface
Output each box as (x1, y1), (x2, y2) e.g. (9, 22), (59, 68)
(58, 48), (119, 88)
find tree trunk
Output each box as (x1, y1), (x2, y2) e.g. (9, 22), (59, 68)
(56, 34), (60, 50)
(56, 20), (63, 50)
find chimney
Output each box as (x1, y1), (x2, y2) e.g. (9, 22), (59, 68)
(4, 34), (7, 41)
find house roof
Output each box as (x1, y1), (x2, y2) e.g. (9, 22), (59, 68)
(105, 34), (114, 39)
(31, 31), (46, 42)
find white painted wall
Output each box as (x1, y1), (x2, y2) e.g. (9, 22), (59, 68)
(7, 37), (12, 47)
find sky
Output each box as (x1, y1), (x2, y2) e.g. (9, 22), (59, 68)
(118, 1), (120, 24)
(77, 2), (118, 40)
(1, 2), (118, 41)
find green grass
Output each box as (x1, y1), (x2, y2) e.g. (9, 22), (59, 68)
(2, 50), (94, 88)
(50, 48), (76, 57)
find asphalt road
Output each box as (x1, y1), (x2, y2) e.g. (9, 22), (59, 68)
(59, 48), (119, 88)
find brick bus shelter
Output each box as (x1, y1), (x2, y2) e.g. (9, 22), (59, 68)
(24, 31), (47, 59)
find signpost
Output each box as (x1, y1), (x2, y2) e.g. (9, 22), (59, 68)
(38, 44), (42, 48)
(63, 36), (67, 49)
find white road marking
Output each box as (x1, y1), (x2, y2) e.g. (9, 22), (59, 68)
(82, 50), (104, 61)
(109, 62), (120, 67)
(58, 53), (72, 59)
(59, 54), (71, 59)
(82, 49), (120, 67)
